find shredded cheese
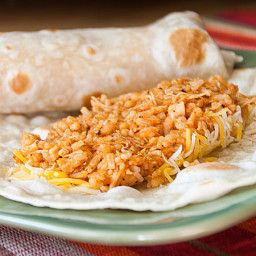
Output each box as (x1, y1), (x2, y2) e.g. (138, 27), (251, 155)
(196, 133), (208, 158)
(10, 166), (33, 180)
(213, 116), (225, 147)
(203, 157), (218, 162)
(11, 172), (34, 180)
(43, 169), (68, 180)
(185, 133), (200, 162)
(170, 145), (183, 161)
(236, 121), (243, 140)
(48, 178), (90, 186)
(167, 167), (178, 175)
(159, 163), (170, 171)
(228, 117), (233, 128)
(185, 128), (191, 152)
(13, 150), (27, 164)
(58, 184), (73, 190)
(176, 156), (184, 167)
(12, 166), (30, 175)
(2, 168), (7, 174)
(163, 168), (174, 182)
(192, 134), (200, 160)
(212, 123), (219, 142)
(162, 154), (180, 172)
(184, 133), (196, 158)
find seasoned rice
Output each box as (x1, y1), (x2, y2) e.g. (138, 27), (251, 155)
(14, 76), (256, 191)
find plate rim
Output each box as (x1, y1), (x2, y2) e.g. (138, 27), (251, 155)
(0, 196), (255, 246)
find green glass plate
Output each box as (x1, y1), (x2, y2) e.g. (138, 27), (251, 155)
(218, 48), (256, 68)
(0, 185), (255, 245)
(231, 49), (256, 68)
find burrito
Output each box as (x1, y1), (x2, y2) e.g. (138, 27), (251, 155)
(0, 75), (255, 211)
(0, 11), (239, 113)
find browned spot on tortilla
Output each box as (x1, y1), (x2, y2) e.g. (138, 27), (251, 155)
(87, 47), (96, 56)
(188, 162), (239, 172)
(170, 28), (208, 67)
(6, 44), (12, 50)
(10, 73), (32, 94)
(114, 74), (124, 84)
(203, 163), (239, 171)
(82, 92), (102, 108)
(185, 162), (239, 172)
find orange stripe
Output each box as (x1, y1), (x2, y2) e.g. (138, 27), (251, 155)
(237, 217), (256, 234)
(73, 242), (139, 256)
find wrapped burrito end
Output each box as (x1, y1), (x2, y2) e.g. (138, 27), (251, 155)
(0, 11), (239, 113)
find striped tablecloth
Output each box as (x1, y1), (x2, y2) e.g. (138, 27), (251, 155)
(0, 217), (255, 256)
(0, 9), (256, 256)
(205, 10), (256, 51)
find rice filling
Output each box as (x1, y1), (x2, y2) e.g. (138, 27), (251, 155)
(12, 76), (256, 191)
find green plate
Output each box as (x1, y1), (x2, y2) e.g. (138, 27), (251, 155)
(231, 49), (256, 68)
(0, 185), (255, 245)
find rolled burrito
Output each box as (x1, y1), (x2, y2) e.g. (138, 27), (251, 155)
(0, 11), (238, 113)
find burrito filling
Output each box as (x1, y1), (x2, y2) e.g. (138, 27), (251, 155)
(11, 76), (256, 192)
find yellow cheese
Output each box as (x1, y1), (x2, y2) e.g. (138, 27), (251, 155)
(13, 150), (27, 164)
(196, 133), (208, 158)
(159, 163), (170, 171)
(163, 168), (174, 182)
(185, 128), (191, 152)
(11, 166), (33, 179)
(12, 172), (34, 180)
(186, 133), (200, 162)
(58, 184), (72, 190)
(213, 116), (225, 148)
(193, 135), (200, 159)
(43, 169), (68, 180)
(176, 156), (184, 167)
(48, 178), (90, 186)
(203, 157), (218, 162)
(236, 121), (243, 140)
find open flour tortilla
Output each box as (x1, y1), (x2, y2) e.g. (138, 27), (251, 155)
(229, 68), (256, 96)
(0, 11), (239, 113)
(0, 113), (255, 212)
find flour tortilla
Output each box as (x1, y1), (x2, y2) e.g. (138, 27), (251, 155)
(0, 11), (238, 113)
(0, 112), (255, 212)
(229, 68), (256, 96)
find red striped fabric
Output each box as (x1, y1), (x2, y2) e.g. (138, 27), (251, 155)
(217, 10), (256, 27)
(205, 24), (256, 50)
(205, 10), (256, 50)
(0, 217), (255, 256)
